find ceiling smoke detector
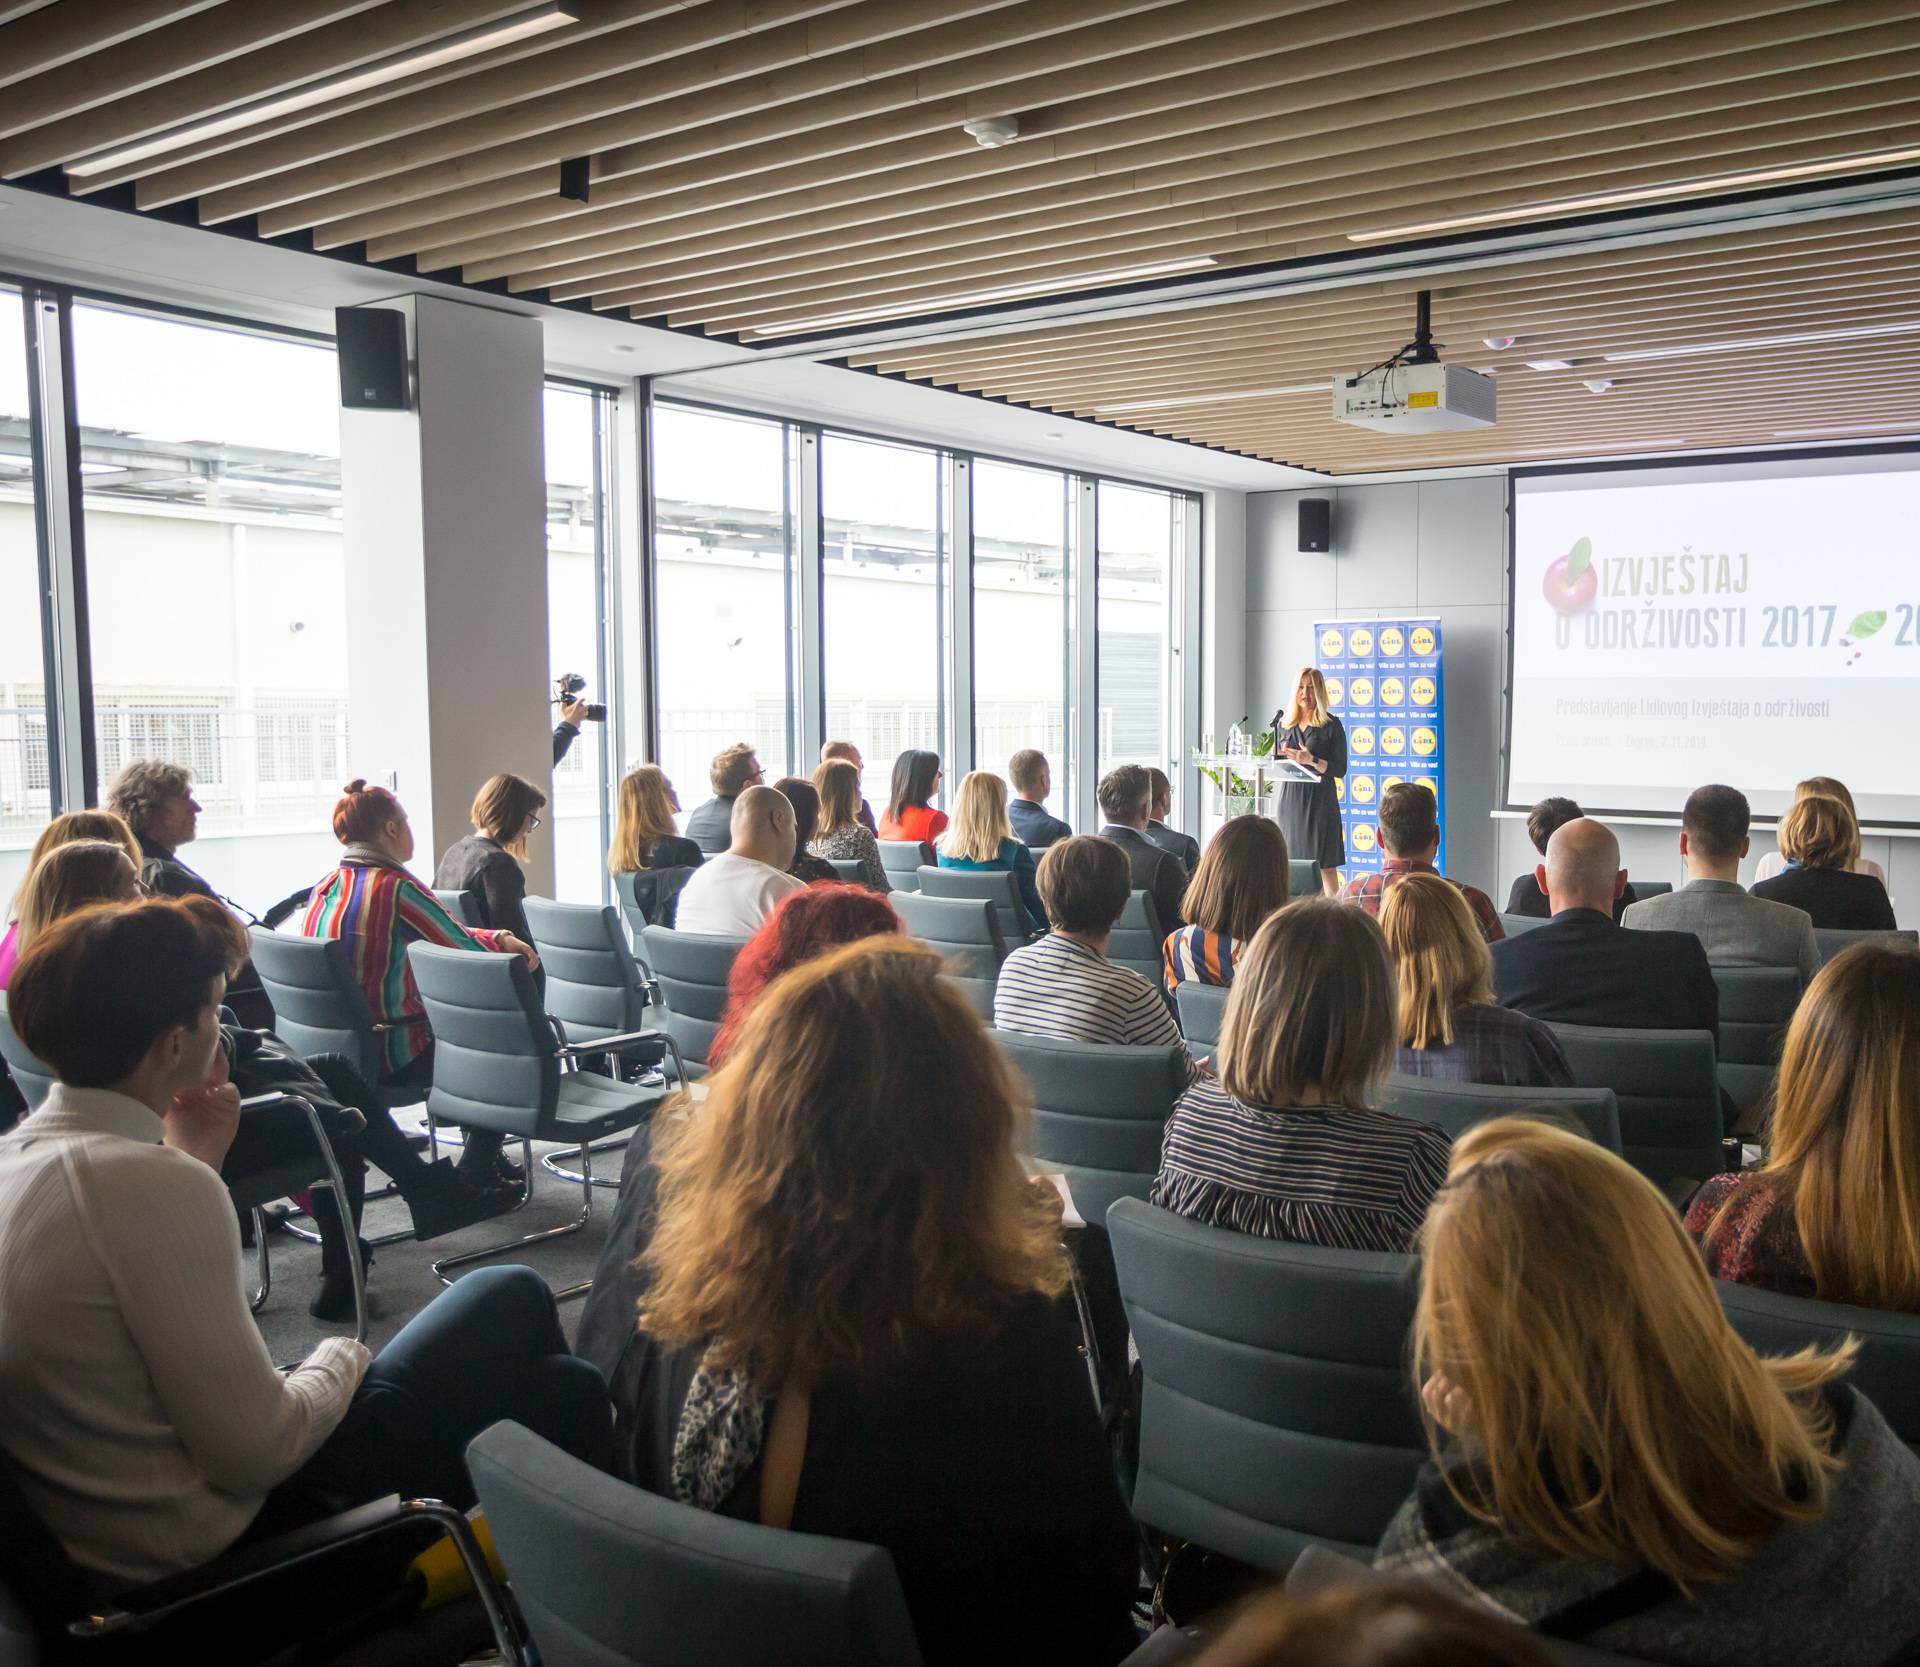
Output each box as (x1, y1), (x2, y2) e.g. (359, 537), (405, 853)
(1583, 378), (1616, 394)
(963, 115), (1019, 148)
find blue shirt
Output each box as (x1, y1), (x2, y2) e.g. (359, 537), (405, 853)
(936, 838), (1047, 932)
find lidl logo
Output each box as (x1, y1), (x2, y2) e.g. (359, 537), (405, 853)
(1350, 773), (1376, 805)
(1378, 625), (1405, 656)
(1350, 725), (1376, 755)
(1319, 628), (1345, 657)
(1380, 776), (1403, 795)
(1381, 726), (1407, 756)
(1379, 676), (1405, 706)
(1409, 625), (1437, 656)
(1352, 824), (1378, 853)
(1349, 676), (1374, 706)
(1348, 626), (1375, 657)
(1415, 775), (1436, 794)
(1412, 726), (1438, 757)
(1324, 677), (1345, 707)
(1411, 675), (1437, 707)
(1334, 777), (1346, 802)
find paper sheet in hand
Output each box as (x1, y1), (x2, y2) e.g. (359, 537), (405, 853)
(1269, 758), (1320, 782)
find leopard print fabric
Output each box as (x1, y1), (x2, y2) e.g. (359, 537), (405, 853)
(670, 1359), (770, 1512)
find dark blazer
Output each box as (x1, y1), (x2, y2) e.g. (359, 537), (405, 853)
(136, 831), (218, 903)
(433, 834), (530, 944)
(1505, 871), (1639, 924)
(1750, 866), (1897, 932)
(1098, 822), (1187, 932)
(682, 794), (737, 855)
(1144, 818), (1200, 874)
(1010, 797), (1072, 850)
(1491, 907), (1718, 1048)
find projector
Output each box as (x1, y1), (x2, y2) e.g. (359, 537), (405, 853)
(1333, 362), (1496, 434)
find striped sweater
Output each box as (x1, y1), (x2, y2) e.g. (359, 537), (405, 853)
(299, 857), (509, 1072)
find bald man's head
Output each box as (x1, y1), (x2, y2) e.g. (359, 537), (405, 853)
(1540, 816), (1626, 916)
(731, 783), (796, 871)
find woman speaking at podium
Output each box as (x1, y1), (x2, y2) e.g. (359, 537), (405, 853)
(1270, 665), (1348, 896)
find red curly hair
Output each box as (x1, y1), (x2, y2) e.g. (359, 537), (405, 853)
(708, 882), (900, 1065)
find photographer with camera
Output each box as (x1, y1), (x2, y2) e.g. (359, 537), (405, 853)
(551, 671), (605, 767)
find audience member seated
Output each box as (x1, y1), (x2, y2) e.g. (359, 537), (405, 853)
(876, 748), (948, 846)
(819, 739), (877, 830)
(1095, 763), (1187, 931)
(1162, 815), (1290, 992)
(1751, 794), (1898, 931)
(1381, 873), (1571, 1088)
(1376, 1117), (1920, 1662)
(672, 785), (807, 937)
(609, 763), (705, 874)
(0, 899), (611, 1587)
(1506, 796), (1639, 922)
(1623, 783), (1819, 980)
(301, 780), (541, 1187)
(1183, 1579), (1552, 1667)
(1152, 900), (1450, 1250)
(994, 835), (1189, 1056)
(936, 770), (1047, 934)
(0, 809), (141, 987)
(433, 771), (546, 943)
(1755, 775), (1888, 886)
(1008, 747), (1072, 849)
(772, 775), (837, 884)
(806, 759), (887, 890)
(610, 937), (1139, 1666)
(1143, 765), (1200, 873)
(1341, 783), (1503, 942)
(4, 835), (147, 999)
(1492, 816), (1718, 1046)
(105, 758), (218, 902)
(1689, 939), (1920, 1308)
(684, 742), (765, 856)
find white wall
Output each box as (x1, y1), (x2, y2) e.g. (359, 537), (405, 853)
(1243, 477), (1917, 925)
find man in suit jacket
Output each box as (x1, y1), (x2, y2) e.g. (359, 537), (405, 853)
(1008, 748), (1073, 849)
(684, 741), (765, 855)
(1622, 784), (1819, 983)
(1142, 767), (1200, 874)
(1095, 763), (1186, 932)
(1492, 815), (1719, 1048)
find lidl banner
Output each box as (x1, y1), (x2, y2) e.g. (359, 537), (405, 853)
(1312, 617), (1445, 876)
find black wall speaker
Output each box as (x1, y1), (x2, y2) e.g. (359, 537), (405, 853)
(335, 307), (410, 410)
(1298, 496), (1332, 553)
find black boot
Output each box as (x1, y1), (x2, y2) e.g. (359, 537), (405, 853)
(310, 1238), (372, 1322)
(405, 1159), (519, 1242)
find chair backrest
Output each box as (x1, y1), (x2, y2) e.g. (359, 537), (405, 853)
(407, 943), (557, 1137)
(245, 926), (385, 1088)
(0, 1002), (54, 1111)
(524, 896), (648, 1042)
(1109, 1197), (1425, 1568)
(1378, 1075), (1623, 1154)
(890, 894), (1006, 1017)
(1716, 1280), (1920, 1451)
(1107, 889), (1166, 984)
(1711, 965), (1803, 1117)
(469, 1421), (925, 1667)
(993, 1031), (1189, 1226)
(876, 840), (931, 891)
(1815, 926), (1919, 964)
(1632, 879), (1675, 900)
(433, 887), (481, 928)
(1287, 858), (1317, 898)
(1548, 1024), (1721, 1188)
(916, 865), (1027, 945)
(1174, 981), (1229, 1052)
(1497, 910), (1549, 937)
(614, 866), (698, 936)
(824, 858), (868, 886)
(638, 926), (747, 1073)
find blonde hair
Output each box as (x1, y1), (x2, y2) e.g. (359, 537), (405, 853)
(1797, 776), (1858, 818)
(1778, 793), (1859, 872)
(7, 811), (140, 920)
(14, 841), (141, 952)
(1380, 872), (1493, 1050)
(469, 772), (546, 857)
(1181, 816), (1290, 943)
(102, 760), (192, 837)
(641, 936), (1066, 1387)
(938, 771), (1013, 863)
(1706, 939), (1920, 1310)
(709, 742), (760, 796)
(1283, 665), (1329, 730)
(811, 759), (864, 837)
(1219, 899), (1395, 1110)
(608, 765), (681, 873)
(1418, 1118), (1850, 1590)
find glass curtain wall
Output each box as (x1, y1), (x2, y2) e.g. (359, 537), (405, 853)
(69, 301), (345, 914)
(0, 287), (47, 904)
(1095, 480), (1178, 796)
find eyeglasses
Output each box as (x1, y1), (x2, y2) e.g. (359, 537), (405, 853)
(527, 814), (543, 832)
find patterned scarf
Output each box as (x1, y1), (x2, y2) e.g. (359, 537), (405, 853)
(671, 1358), (770, 1513)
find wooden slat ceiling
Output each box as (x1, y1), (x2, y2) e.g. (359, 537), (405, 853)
(7, 0), (1920, 469)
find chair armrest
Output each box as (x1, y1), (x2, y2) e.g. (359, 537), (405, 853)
(370, 1014), (430, 1034)
(553, 1029), (666, 1061)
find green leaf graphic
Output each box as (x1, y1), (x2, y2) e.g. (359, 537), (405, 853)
(1563, 536), (1591, 590)
(1848, 609), (1888, 640)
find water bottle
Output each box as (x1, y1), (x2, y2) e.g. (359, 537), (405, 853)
(1226, 721), (1243, 758)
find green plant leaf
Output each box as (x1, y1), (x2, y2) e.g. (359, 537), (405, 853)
(1847, 609), (1888, 640)
(1563, 536), (1591, 590)
(1253, 730), (1276, 758)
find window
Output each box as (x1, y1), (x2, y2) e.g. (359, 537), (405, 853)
(822, 432), (947, 814)
(1096, 480), (1179, 794)
(651, 403), (796, 814)
(0, 286), (46, 904)
(972, 459), (1071, 816)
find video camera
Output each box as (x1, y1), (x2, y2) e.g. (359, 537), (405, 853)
(555, 672), (606, 723)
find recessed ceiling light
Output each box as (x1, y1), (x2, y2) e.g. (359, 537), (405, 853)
(1525, 359), (1573, 371)
(1093, 381), (1324, 415)
(1604, 319), (1920, 363)
(1482, 336), (1516, 350)
(1345, 144), (1920, 243)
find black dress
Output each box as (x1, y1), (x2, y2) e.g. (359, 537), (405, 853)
(1269, 714), (1348, 870)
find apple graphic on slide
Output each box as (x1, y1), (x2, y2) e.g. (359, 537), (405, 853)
(1544, 536), (1596, 615)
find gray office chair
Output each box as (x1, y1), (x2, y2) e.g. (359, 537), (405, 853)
(1711, 965), (1803, 1124)
(1287, 858), (1318, 898)
(1110, 1197), (1425, 1568)
(613, 866), (699, 934)
(1498, 910), (1549, 937)
(468, 1422), (923, 1667)
(407, 943), (674, 1297)
(891, 892), (1007, 1017)
(1108, 889), (1167, 985)
(0, 998), (54, 1110)
(247, 927), (419, 1104)
(1815, 926), (1919, 964)
(825, 857), (869, 886)
(1716, 1279), (1920, 1452)
(1174, 981), (1228, 1051)
(916, 864), (1033, 945)
(877, 839), (931, 892)
(1632, 880), (1675, 900)
(1547, 1024), (1721, 1192)
(638, 925), (749, 1076)
(433, 888), (481, 928)
(1379, 1074), (1623, 1154)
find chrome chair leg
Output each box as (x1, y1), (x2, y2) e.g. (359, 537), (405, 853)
(249, 1209), (271, 1312)
(431, 1141), (596, 1301)
(1065, 1252), (1105, 1416)
(295, 1096), (371, 1347)
(540, 1131), (631, 1189)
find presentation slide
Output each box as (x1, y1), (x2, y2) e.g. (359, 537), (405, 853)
(1507, 453), (1920, 828)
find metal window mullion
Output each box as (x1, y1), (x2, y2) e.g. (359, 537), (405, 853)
(947, 454), (973, 784)
(796, 426), (824, 768)
(616, 376), (656, 769)
(1071, 477), (1099, 834)
(1177, 494), (1203, 827)
(589, 387), (616, 902)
